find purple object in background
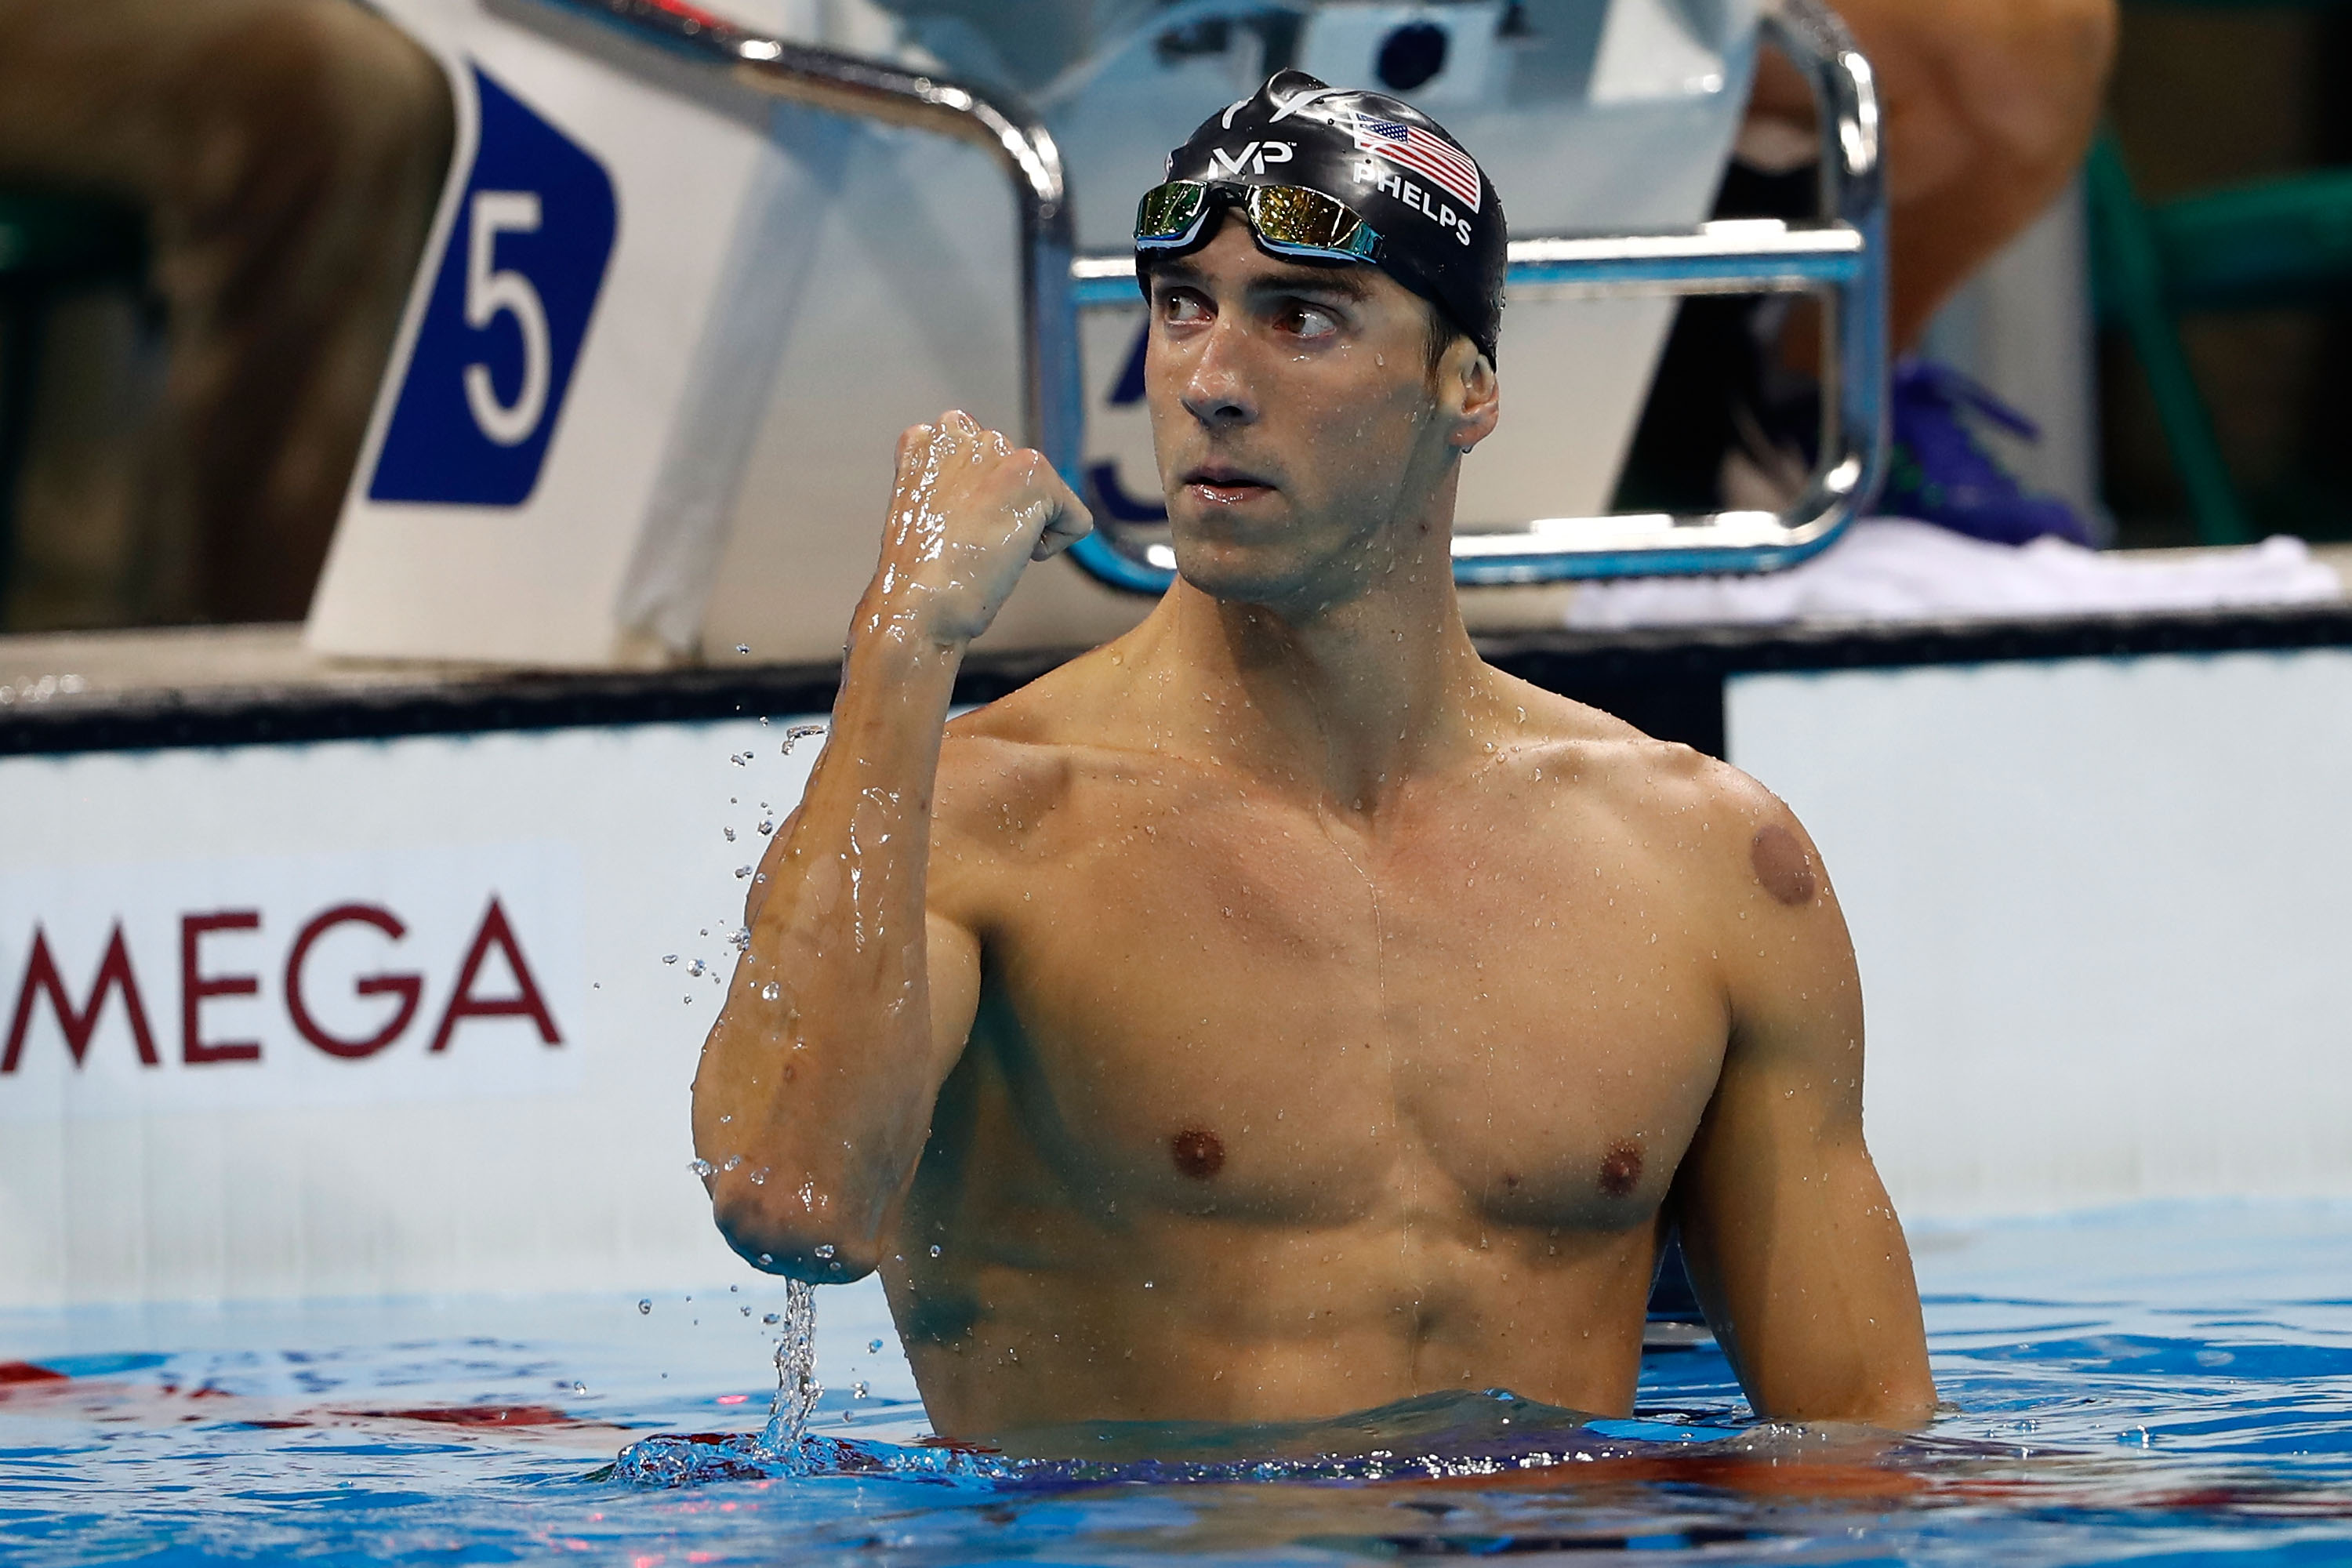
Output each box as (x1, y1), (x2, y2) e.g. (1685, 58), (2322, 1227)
(1882, 358), (2093, 547)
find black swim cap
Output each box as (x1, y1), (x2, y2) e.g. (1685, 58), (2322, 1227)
(1140, 70), (1507, 365)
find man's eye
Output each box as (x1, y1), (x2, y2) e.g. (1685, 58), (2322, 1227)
(1161, 292), (1209, 325)
(1281, 304), (1339, 339)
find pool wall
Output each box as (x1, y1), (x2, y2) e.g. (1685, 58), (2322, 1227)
(2, 628), (2349, 1308)
(0, 719), (811, 1309)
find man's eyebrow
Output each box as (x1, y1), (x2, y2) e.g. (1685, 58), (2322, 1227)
(1253, 264), (1371, 301)
(1149, 257), (1209, 292)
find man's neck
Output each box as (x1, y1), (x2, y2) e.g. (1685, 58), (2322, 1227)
(1127, 555), (1497, 816)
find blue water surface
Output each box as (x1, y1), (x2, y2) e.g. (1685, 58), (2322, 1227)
(3, 1200), (2347, 1566)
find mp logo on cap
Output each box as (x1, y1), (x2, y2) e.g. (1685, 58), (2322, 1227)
(1208, 141), (1295, 178)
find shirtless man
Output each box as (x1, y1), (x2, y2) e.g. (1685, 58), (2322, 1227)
(694, 72), (1934, 1442)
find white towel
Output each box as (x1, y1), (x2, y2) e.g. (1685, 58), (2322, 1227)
(1563, 518), (2344, 631)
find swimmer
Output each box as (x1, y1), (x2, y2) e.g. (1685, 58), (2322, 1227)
(695, 71), (1935, 1440)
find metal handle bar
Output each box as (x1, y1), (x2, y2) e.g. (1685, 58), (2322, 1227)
(506, 0), (1881, 593)
(504, 0), (1083, 488)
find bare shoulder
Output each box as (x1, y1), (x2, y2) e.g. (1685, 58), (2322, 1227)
(1502, 678), (1858, 1083)
(1497, 673), (1831, 916)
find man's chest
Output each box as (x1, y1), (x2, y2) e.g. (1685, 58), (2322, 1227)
(946, 786), (1732, 1231)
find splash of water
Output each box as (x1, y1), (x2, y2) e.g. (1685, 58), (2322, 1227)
(613, 1278), (822, 1487)
(757, 1279), (822, 1464)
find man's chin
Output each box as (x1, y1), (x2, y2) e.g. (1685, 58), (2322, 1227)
(1167, 532), (1321, 608)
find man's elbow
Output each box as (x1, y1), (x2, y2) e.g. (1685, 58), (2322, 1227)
(708, 1179), (887, 1284)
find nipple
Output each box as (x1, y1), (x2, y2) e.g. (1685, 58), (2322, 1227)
(1597, 1140), (1642, 1199)
(1750, 824), (1818, 907)
(1170, 1127), (1225, 1180)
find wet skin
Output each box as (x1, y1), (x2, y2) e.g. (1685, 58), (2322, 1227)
(693, 218), (1935, 1441)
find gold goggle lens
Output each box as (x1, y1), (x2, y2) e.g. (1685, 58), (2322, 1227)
(1249, 185), (1367, 254)
(1134, 181), (1380, 262)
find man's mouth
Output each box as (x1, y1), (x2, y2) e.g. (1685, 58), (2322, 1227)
(1181, 465), (1276, 506)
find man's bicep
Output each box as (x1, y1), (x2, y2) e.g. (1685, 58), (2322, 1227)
(1675, 797), (1934, 1424)
(1675, 1082), (1933, 1425)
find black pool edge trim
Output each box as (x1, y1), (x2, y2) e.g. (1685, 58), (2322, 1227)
(5, 603), (2351, 759)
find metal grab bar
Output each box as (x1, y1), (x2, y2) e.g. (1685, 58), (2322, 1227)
(511, 0), (1882, 593)
(510, 0), (1083, 488)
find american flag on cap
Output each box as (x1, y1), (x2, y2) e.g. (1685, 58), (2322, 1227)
(1350, 111), (1482, 213)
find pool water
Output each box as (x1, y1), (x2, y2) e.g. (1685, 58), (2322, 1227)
(4, 1201), (2347, 1566)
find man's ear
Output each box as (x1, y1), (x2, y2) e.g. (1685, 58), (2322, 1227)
(1443, 339), (1500, 453)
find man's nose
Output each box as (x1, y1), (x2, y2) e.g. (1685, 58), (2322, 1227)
(1180, 319), (1258, 428)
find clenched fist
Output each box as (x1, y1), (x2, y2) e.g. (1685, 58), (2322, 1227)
(859, 412), (1093, 648)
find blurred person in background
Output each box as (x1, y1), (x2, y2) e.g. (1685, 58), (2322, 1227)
(1628, 0), (2121, 546)
(0, 0), (451, 626)
(1761, 0), (2119, 366)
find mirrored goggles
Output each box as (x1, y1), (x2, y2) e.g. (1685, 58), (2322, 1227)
(1134, 180), (1381, 265)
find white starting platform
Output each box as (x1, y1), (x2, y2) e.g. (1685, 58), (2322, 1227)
(4, 598), (2352, 1309)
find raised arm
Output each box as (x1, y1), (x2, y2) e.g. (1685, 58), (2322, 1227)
(691, 412), (1091, 1281)
(1671, 789), (1937, 1425)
